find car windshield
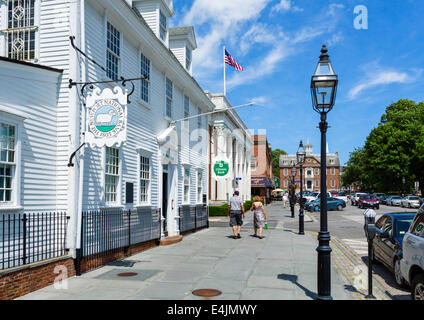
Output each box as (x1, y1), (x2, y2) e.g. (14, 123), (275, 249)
(311, 193), (319, 197)
(392, 196), (401, 200)
(363, 195), (376, 200)
(409, 197), (419, 200)
(395, 218), (414, 237)
(339, 192), (345, 196)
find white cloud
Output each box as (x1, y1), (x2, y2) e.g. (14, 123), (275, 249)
(271, 0), (303, 13)
(348, 70), (412, 100)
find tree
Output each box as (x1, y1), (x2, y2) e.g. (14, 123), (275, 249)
(272, 148), (287, 178)
(343, 99), (424, 195)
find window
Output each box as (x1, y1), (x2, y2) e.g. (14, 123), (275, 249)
(184, 95), (190, 118)
(186, 46), (192, 71)
(183, 167), (190, 204)
(197, 170), (202, 203)
(106, 22), (120, 80)
(331, 180), (336, 188)
(159, 10), (167, 41)
(139, 155), (150, 204)
(284, 168), (288, 176)
(315, 180), (319, 187)
(411, 215), (424, 238)
(6, 0), (36, 61)
(0, 123), (15, 204)
(331, 168), (335, 175)
(315, 168), (319, 175)
(140, 53), (150, 103)
(105, 147), (119, 203)
(284, 180), (288, 187)
(165, 78), (173, 118)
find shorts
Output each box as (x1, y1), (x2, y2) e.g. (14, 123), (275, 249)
(229, 210), (243, 227)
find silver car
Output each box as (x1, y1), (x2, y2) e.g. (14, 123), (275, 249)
(389, 196), (402, 206)
(400, 204), (424, 300)
(401, 196), (421, 208)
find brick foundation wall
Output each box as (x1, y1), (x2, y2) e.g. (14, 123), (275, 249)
(0, 256), (76, 300)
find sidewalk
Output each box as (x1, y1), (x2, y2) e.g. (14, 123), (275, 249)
(17, 203), (375, 300)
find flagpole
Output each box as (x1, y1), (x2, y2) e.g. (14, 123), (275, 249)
(223, 45), (226, 96)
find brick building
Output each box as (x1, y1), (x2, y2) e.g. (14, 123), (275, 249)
(279, 142), (341, 193)
(251, 135), (274, 201)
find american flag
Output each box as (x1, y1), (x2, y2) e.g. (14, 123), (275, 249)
(225, 49), (244, 71)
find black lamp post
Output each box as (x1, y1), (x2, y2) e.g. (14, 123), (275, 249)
(290, 165), (296, 218)
(297, 141), (306, 235)
(402, 176), (406, 197)
(311, 45), (338, 300)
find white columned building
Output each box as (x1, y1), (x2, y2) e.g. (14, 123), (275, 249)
(206, 92), (252, 204)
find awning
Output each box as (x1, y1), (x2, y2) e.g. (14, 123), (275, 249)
(251, 177), (274, 188)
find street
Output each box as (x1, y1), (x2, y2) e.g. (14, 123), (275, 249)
(283, 200), (416, 300)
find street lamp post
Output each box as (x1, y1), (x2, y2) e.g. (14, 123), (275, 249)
(290, 165), (296, 218)
(402, 176), (406, 197)
(311, 45), (338, 300)
(297, 141), (306, 235)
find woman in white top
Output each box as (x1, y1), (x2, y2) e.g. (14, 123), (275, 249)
(283, 192), (289, 208)
(250, 196), (267, 239)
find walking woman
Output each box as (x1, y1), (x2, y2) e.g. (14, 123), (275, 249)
(251, 196), (267, 239)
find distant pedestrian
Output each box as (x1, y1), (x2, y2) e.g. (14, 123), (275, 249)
(251, 196), (267, 239)
(228, 191), (245, 239)
(283, 192), (289, 208)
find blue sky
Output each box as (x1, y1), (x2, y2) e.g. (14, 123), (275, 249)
(171, 0), (424, 165)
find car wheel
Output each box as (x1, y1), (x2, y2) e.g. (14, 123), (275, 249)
(401, 203), (404, 208)
(394, 258), (407, 288)
(411, 273), (424, 300)
(337, 204), (343, 211)
(376, 205), (379, 210)
(408, 203), (411, 208)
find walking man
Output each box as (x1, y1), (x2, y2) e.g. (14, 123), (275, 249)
(228, 191), (245, 239)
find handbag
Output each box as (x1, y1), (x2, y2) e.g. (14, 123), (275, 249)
(264, 222), (268, 230)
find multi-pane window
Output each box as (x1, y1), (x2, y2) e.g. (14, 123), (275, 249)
(106, 22), (120, 80)
(0, 124), (15, 203)
(197, 170), (202, 203)
(140, 53), (150, 103)
(184, 95), (190, 118)
(183, 167), (190, 203)
(159, 10), (167, 41)
(330, 167), (335, 175)
(6, 0), (36, 61)
(105, 147), (119, 203)
(166, 78), (173, 118)
(139, 155), (150, 204)
(284, 168), (288, 176)
(186, 46), (192, 71)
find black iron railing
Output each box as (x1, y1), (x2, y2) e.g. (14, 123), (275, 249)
(0, 212), (68, 270)
(179, 205), (208, 233)
(80, 207), (161, 258)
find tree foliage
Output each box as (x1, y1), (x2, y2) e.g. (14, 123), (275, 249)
(272, 148), (287, 178)
(342, 99), (424, 195)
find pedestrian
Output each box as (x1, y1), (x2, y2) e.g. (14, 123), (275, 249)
(228, 190), (245, 239)
(251, 196), (267, 239)
(283, 192), (289, 208)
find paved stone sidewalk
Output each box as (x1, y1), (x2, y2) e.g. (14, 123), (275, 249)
(18, 203), (371, 300)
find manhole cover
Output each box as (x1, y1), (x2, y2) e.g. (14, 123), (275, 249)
(117, 272), (138, 277)
(192, 289), (222, 297)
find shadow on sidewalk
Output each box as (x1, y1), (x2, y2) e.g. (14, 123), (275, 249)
(277, 273), (317, 299)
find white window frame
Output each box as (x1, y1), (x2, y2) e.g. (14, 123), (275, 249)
(197, 169), (203, 204)
(159, 10), (167, 41)
(165, 77), (173, 119)
(138, 151), (151, 206)
(140, 51), (151, 104)
(183, 166), (190, 204)
(106, 21), (121, 81)
(0, 115), (22, 210)
(331, 179), (336, 188)
(284, 168), (288, 176)
(1, 0), (40, 62)
(104, 146), (122, 206)
(183, 94), (189, 129)
(331, 167), (336, 175)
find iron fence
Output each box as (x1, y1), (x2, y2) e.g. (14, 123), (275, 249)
(179, 205), (208, 233)
(80, 207), (161, 258)
(0, 212), (68, 270)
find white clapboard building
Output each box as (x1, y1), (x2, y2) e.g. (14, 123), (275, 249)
(0, 0), (213, 261)
(207, 92), (252, 204)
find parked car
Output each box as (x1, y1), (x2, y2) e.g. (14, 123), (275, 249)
(334, 191), (348, 203)
(419, 197), (424, 206)
(379, 195), (388, 204)
(400, 204), (424, 300)
(373, 193), (386, 203)
(305, 197), (346, 212)
(388, 196), (402, 206)
(401, 196), (421, 209)
(358, 194), (379, 210)
(384, 196), (393, 205)
(351, 192), (367, 206)
(303, 192), (320, 203)
(371, 212), (416, 287)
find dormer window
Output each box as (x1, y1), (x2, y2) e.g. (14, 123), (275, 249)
(186, 46), (192, 71)
(159, 10), (167, 41)
(6, 0), (37, 61)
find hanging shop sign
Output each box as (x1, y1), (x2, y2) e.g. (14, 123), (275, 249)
(213, 157), (231, 180)
(84, 86), (128, 148)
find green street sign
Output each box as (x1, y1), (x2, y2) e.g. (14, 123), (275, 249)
(214, 160), (229, 177)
